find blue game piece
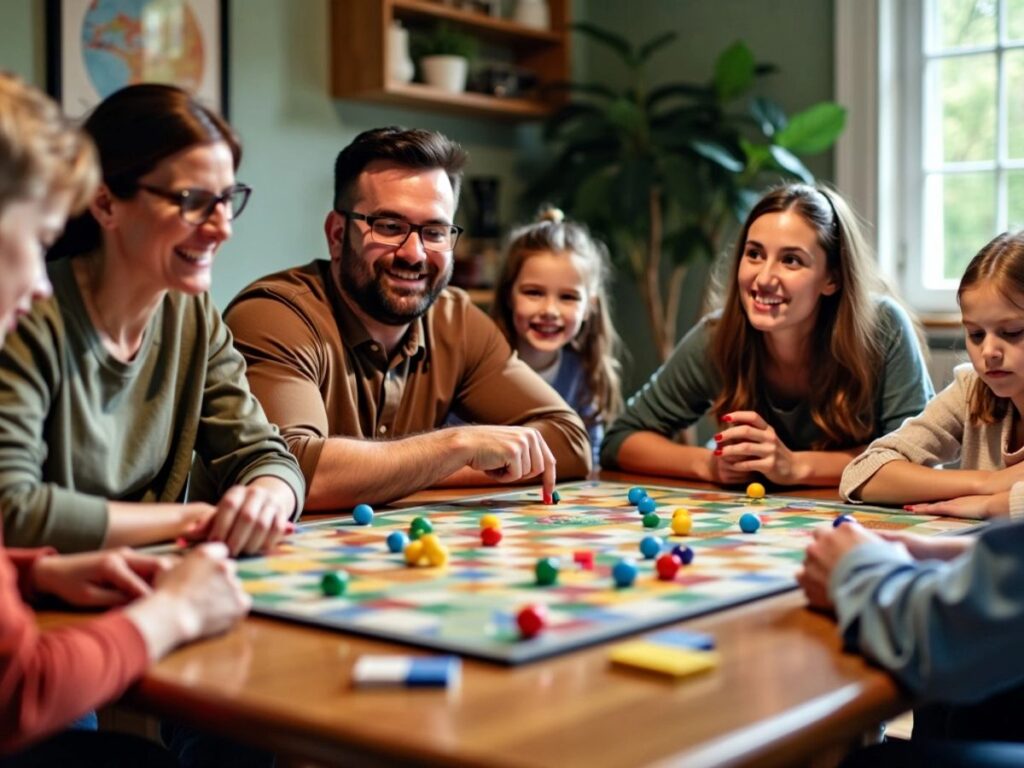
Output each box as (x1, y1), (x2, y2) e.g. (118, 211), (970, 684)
(612, 558), (638, 588)
(639, 535), (662, 559)
(387, 530), (409, 553)
(833, 514), (856, 528)
(637, 496), (657, 514)
(671, 544), (695, 565)
(739, 512), (761, 534)
(627, 486), (648, 505)
(353, 503), (374, 525)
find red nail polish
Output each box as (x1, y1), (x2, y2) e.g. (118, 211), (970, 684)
(713, 449), (723, 456)
(714, 433), (723, 442)
(903, 505), (913, 511)
(722, 415), (733, 423)
(543, 491), (553, 505)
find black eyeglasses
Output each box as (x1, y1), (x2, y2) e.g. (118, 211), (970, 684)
(139, 183), (252, 225)
(339, 210), (463, 252)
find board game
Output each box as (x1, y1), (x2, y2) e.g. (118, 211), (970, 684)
(239, 481), (979, 664)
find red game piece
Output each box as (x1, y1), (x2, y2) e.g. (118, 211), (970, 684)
(517, 604), (548, 639)
(656, 553), (682, 581)
(573, 550), (595, 570)
(481, 527), (503, 547)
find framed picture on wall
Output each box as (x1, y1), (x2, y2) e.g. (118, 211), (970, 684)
(45, 0), (229, 120)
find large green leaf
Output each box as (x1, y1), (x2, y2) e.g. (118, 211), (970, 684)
(774, 103), (847, 155)
(690, 140), (744, 172)
(606, 98), (648, 139)
(749, 97), (788, 137)
(646, 82), (713, 111)
(543, 103), (609, 140)
(768, 145), (814, 183)
(571, 22), (633, 62)
(574, 168), (618, 224)
(714, 42), (756, 101)
(638, 31), (678, 64)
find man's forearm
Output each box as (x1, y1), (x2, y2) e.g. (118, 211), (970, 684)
(305, 431), (469, 510)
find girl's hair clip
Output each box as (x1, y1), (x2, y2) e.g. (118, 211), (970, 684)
(539, 207), (565, 225)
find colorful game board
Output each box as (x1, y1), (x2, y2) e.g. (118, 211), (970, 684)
(239, 481), (979, 664)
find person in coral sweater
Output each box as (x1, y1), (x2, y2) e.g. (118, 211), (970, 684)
(0, 73), (250, 764)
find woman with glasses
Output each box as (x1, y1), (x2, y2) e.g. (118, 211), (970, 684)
(0, 83), (305, 555)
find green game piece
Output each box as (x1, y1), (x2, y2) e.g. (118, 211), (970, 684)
(551, 490), (561, 504)
(409, 516), (433, 540)
(535, 556), (560, 586)
(642, 512), (660, 528)
(320, 570), (349, 597)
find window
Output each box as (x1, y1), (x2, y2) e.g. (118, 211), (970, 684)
(877, 0), (1024, 311)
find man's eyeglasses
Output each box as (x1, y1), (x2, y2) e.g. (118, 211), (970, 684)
(339, 210), (463, 252)
(139, 183), (253, 225)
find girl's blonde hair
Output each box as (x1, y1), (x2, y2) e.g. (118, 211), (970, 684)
(958, 231), (1024, 424)
(491, 207), (623, 423)
(0, 72), (97, 215)
(710, 183), (894, 449)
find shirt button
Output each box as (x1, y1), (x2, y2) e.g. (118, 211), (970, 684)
(370, 343), (379, 352)
(378, 425), (388, 434)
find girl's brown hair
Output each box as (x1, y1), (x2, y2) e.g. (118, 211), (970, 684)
(491, 208), (623, 425)
(710, 183), (892, 449)
(958, 231), (1024, 424)
(0, 72), (97, 215)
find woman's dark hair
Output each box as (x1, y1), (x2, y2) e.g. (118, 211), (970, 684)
(49, 83), (240, 259)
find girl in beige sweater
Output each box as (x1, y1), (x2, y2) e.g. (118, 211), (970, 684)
(841, 231), (1024, 519)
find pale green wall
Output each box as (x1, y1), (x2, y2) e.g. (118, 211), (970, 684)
(0, 0), (836, 387)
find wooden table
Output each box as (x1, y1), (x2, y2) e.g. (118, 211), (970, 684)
(40, 475), (911, 767)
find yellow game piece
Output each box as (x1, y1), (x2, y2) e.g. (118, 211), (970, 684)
(746, 482), (766, 500)
(672, 507), (690, 518)
(480, 513), (501, 531)
(404, 540), (425, 566)
(608, 640), (720, 678)
(427, 546), (449, 567)
(671, 514), (692, 536)
(419, 533), (442, 554)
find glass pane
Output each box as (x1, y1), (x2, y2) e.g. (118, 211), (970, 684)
(923, 173), (996, 285)
(1008, 171), (1024, 231)
(1009, 0), (1024, 41)
(925, 54), (997, 164)
(929, 0), (997, 49)
(1009, 51), (1024, 158)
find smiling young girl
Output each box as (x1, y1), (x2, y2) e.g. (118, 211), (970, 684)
(841, 231), (1024, 518)
(490, 209), (622, 465)
(601, 183), (933, 487)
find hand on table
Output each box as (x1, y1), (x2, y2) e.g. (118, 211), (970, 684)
(196, 479), (296, 557)
(31, 548), (176, 607)
(714, 411), (806, 485)
(456, 425), (556, 499)
(903, 491), (1009, 520)
(796, 522), (884, 610)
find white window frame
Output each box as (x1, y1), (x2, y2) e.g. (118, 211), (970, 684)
(837, 0), (1018, 313)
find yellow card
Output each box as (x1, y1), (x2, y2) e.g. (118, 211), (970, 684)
(608, 641), (719, 679)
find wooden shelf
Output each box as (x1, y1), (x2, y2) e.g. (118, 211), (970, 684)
(366, 81), (554, 118)
(392, 0), (563, 45)
(330, 0), (570, 120)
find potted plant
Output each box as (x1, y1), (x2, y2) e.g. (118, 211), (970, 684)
(526, 25), (847, 361)
(414, 23), (479, 93)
